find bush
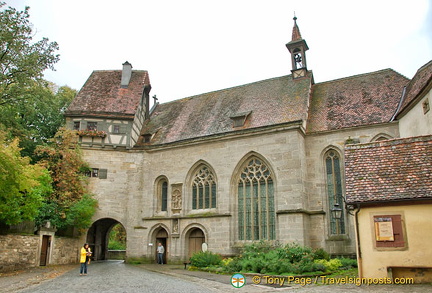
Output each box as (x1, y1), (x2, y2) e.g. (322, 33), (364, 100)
(314, 258), (342, 271)
(338, 257), (357, 269)
(219, 242), (333, 275)
(277, 243), (314, 263)
(224, 257), (242, 272)
(190, 251), (222, 268)
(312, 248), (330, 260)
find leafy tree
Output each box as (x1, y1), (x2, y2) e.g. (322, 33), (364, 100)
(0, 82), (76, 160)
(0, 131), (49, 225)
(35, 128), (97, 231)
(0, 2), (59, 105)
(108, 224), (127, 250)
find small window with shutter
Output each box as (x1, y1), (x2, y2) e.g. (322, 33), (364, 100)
(99, 169), (108, 179)
(374, 215), (406, 249)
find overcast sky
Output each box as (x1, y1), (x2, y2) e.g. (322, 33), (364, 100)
(6, 0), (432, 104)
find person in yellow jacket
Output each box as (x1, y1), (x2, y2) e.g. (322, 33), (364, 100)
(79, 243), (91, 275)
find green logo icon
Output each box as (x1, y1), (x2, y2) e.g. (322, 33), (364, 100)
(231, 273), (246, 288)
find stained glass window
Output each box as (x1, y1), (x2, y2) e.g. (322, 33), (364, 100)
(161, 181), (168, 211)
(238, 158), (275, 240)
(325, 150), (345, 234)
(192, 166), (216, 209)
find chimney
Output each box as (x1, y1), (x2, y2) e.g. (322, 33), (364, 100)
(121, 61), (132, 88)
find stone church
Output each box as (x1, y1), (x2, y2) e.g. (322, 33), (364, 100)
(65, 17), (412, 263)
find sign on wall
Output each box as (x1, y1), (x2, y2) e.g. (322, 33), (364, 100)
(374, 217), (395, 241)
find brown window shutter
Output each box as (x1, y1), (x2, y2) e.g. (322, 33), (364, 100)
(375, 215), (405, 248)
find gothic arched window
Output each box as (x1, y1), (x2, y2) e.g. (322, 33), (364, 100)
(238, 157), (275, 240)
(192, 165), (216, 209)
(156, 177), (168, 212)
(325, 150), (345, 234)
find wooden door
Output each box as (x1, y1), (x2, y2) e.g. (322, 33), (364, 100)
(188, 229), (205, 258)
(40, 235), (51, 266)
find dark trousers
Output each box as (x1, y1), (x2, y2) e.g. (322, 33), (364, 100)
(80, 262), (88, 274)
(157, 253), (164, 264)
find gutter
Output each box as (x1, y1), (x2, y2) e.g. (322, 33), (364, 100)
(390, 86), (406, 122)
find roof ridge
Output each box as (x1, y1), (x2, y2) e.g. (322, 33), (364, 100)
(345, 134), (432, 150)
(160, 73), (305, 106)
(92, 69), (148, 73)
(415, 60), (432, 73)
(316, 68), (409, 86)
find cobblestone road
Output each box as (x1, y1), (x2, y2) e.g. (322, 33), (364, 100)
(3, 261), (432, 293)
(18, 261), (214, 293)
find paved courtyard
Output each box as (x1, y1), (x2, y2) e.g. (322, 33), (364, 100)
(1, 261), (431, 292)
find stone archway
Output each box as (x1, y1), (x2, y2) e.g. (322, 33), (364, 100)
(86, 218), (126, 261)
(187, 228), (205, 258)
(153, 228), (168, 264)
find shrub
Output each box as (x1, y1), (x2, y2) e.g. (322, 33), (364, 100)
(338, 257), (357, 269)
(224, 257), (242, 272)
(314, 258), (342, 271)
(312, 248), (330, 260)
(190, 251), (222, 268)
(278, 243), (314, 263)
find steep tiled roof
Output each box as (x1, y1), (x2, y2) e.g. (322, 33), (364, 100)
(137, 74), (312, 145)
(345, 135), (432, 204)
(307, 69), (409, 133)
(65, 70), (150, 118)
(396, 60), (432, 117)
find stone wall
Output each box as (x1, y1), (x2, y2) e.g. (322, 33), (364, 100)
(0, 235), (39, 272)
(51, 237), (81, 265)
(0, 234), (82, 273)
(80, 122), (400, 261)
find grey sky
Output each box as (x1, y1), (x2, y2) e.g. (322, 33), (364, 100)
(6, 0), (432, 103)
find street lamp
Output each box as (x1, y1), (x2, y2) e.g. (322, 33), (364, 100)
(331, 203), (343, 220)
(331, 203), (343, 234)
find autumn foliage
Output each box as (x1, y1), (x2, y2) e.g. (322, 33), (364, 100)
(35, 128), (97, 231)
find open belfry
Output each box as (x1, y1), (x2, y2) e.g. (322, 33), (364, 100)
(64, 15), (431, 272)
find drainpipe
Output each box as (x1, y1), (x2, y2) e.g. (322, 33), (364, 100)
(354, 203), (363, 278)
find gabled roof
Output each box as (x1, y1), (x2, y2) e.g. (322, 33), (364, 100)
(396, 60), (432, 118)
(345, 135), (432, 204)
(307, 69), (409, 133)
(65, 70), (150, 118)
(137, 73), (313, 146)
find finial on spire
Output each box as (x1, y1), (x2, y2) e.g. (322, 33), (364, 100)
(291, 13), (302, 41)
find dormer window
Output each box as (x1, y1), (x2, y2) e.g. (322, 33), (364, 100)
(143, 133), (152, 143)
(230, 111), (251, 128)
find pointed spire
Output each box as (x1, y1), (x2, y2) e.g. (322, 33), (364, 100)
(291, 14), (302, 41)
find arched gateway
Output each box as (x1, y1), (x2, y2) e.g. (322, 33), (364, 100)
(86, 218), (126, 260)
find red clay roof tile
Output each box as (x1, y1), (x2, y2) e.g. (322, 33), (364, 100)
(345, 135), (432, 204)
(138, 73), (312, 145)
(307, 69), (409, 133)
(396, 60), (432, 117)
(66, 70), (150, 118)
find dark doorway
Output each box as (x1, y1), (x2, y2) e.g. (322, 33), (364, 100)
(155, 228), (168, 264)
(87, 218), (126, 260)
(188, 228), (205, 258)
(40, 235), (51, 266)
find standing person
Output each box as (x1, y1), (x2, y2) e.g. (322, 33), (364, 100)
(86, 246), (92, 264)
(80, 243), (90, 275)
(157, 242), (165, 264)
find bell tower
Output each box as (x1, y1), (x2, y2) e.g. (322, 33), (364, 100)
(286, 15), (309, 79)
